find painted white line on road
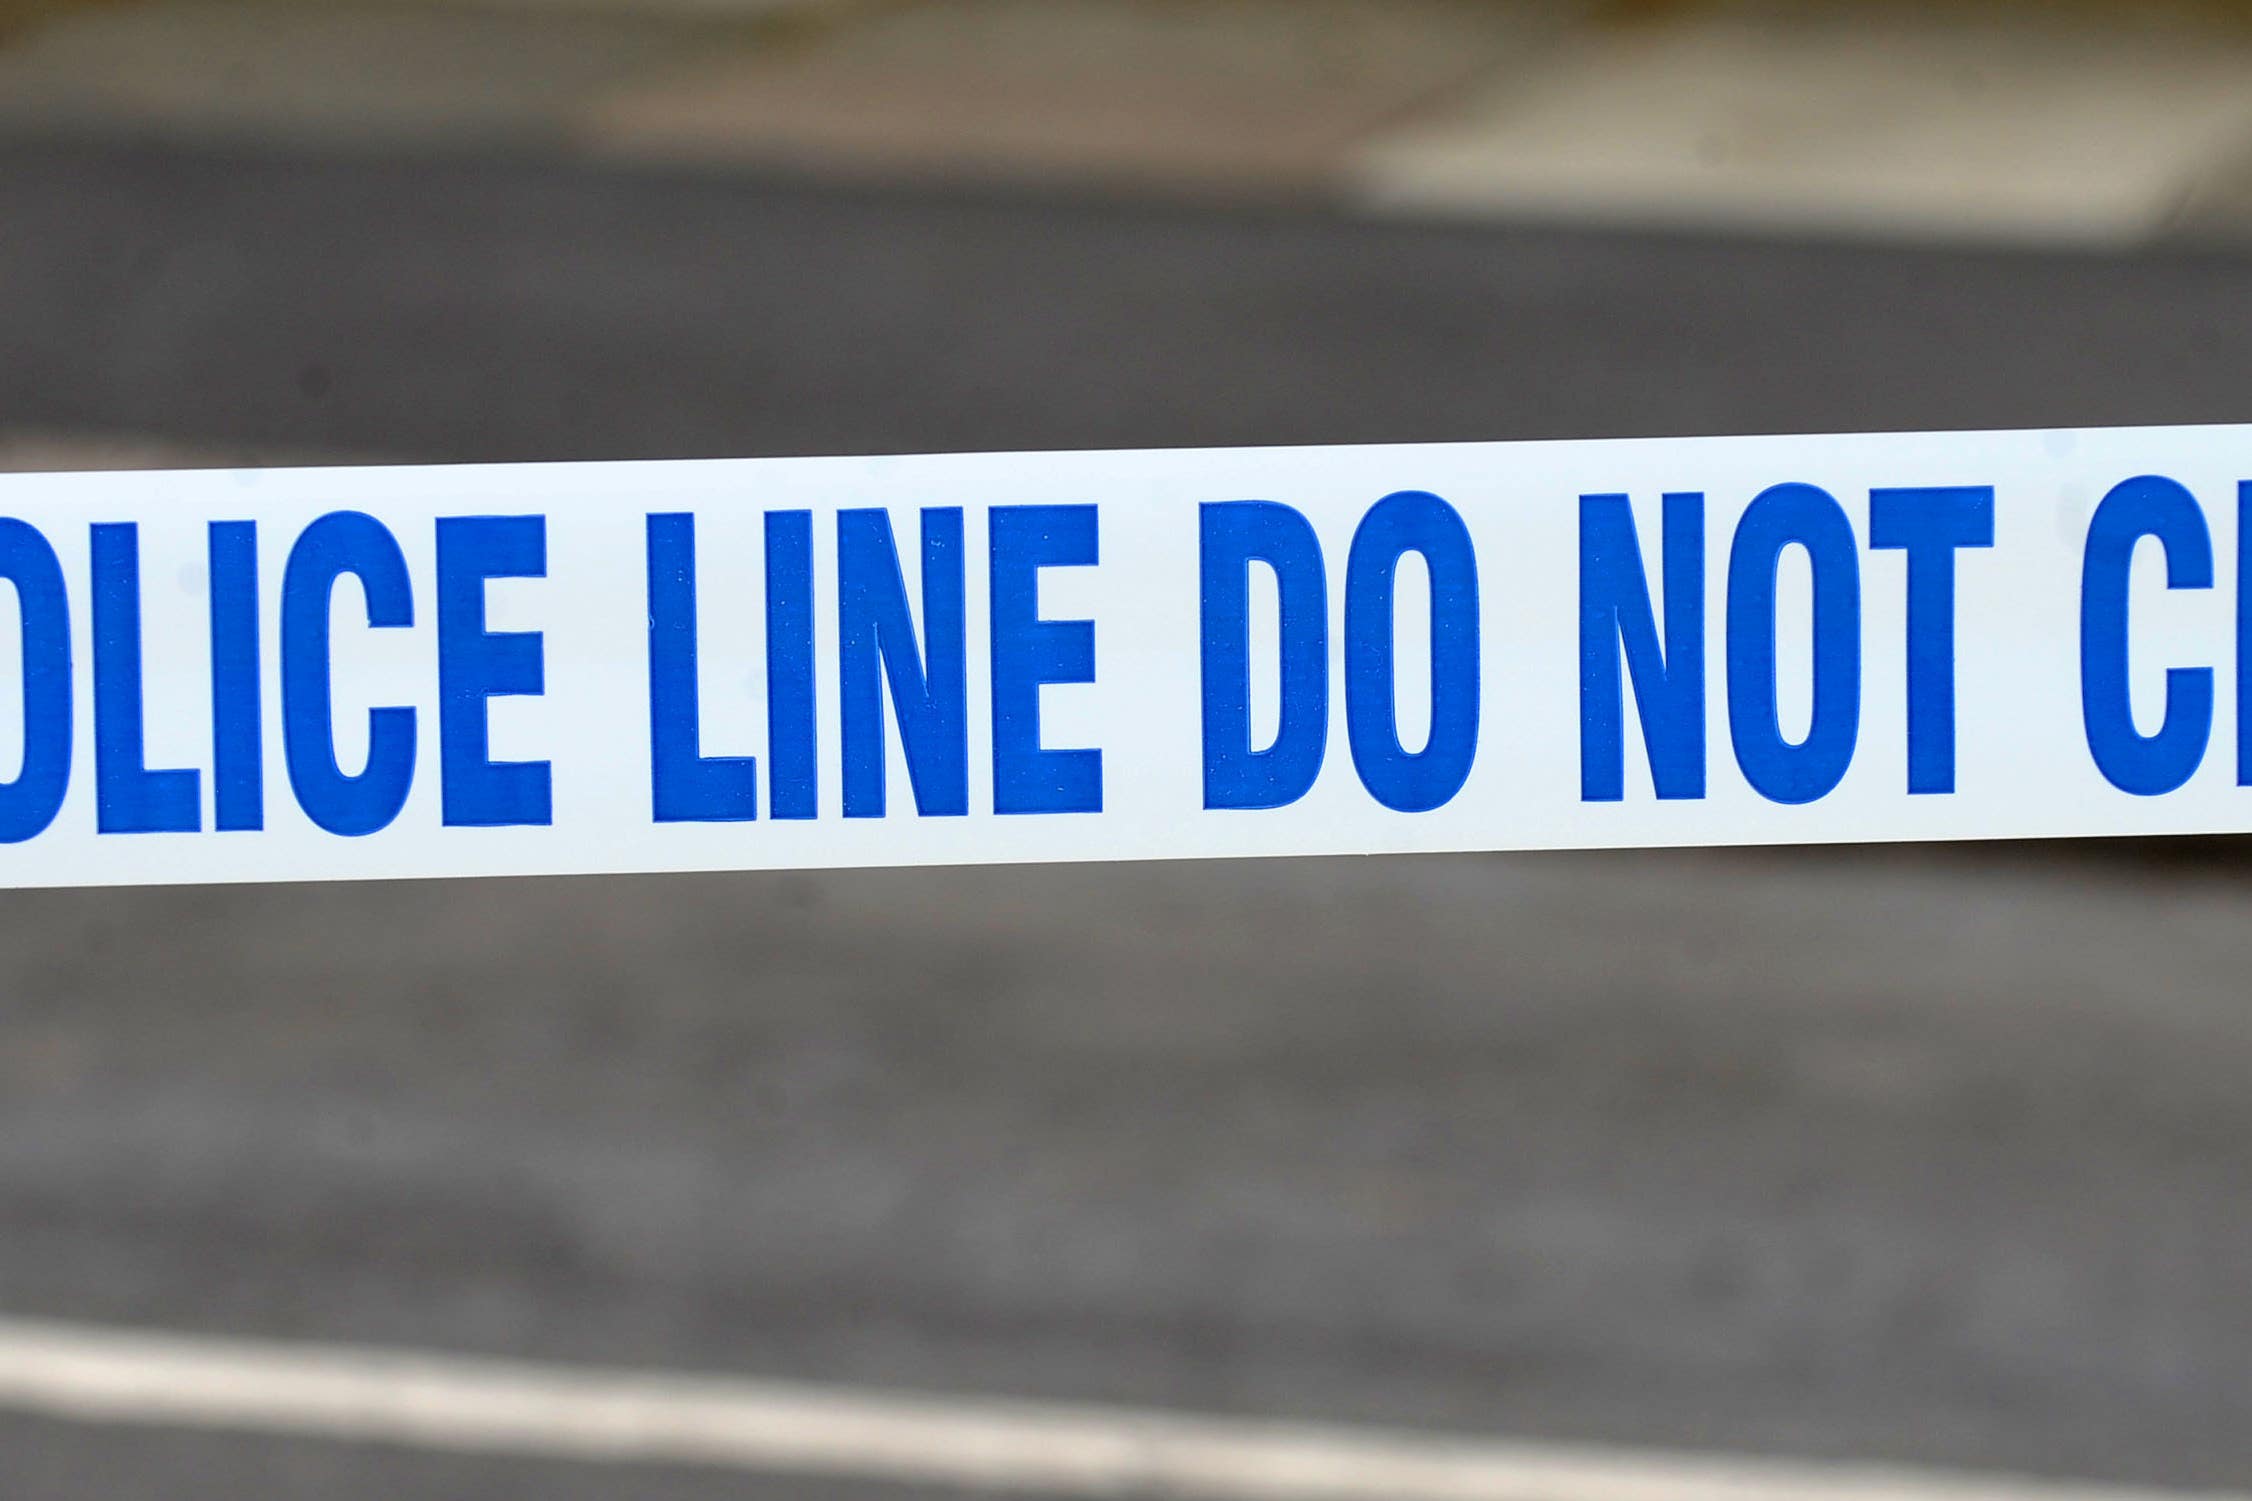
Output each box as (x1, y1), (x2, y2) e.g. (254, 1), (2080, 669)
(0, 1315), (2234, 1500)
(0, 431), (364, 475)
(1353, 9), (2252, 244)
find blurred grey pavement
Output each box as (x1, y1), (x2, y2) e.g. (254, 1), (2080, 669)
(14, 139), (2252, 465)
(4, 852), (2252, 1495)
(6, 2), (2252, 1498)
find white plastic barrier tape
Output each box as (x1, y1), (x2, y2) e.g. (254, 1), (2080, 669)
(0, 424), (2248, 889)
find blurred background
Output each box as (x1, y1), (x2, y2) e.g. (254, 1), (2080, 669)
(4, 0), (2252, 1497)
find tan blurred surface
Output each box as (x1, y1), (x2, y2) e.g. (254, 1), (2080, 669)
(584, 0), (1575, 190)
(10, 0), (2252, 241)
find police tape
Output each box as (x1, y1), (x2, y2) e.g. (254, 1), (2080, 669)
(0, 424), (2244, 889)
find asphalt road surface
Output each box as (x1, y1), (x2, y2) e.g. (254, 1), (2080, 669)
(11, 142), (2252, 462)
(2, 141), (2252, 1497)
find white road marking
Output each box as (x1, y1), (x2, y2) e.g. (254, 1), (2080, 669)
(1353, 8), (2252, 244)
(0, 1315), (2235, 1500)
(0, 430), (363, 474)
